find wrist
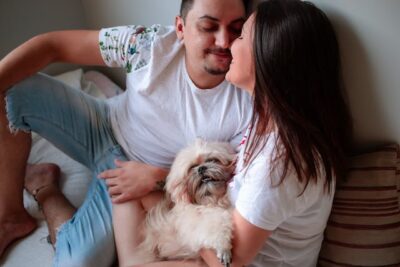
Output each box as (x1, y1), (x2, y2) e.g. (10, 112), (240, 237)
(150, 166), (168, 191)
(152, 177), (166, 191)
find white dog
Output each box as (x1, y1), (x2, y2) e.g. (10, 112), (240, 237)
(130, 139), (236, 266)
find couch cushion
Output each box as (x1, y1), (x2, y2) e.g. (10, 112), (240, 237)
(318, 144), (400, 266)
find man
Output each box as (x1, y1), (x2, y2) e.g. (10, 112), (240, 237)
(0, 0), (252, 266)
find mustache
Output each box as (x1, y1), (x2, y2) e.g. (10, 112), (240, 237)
(205, 48), (231, 57)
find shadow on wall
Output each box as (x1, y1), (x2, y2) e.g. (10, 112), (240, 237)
(327, 10), (393, 151)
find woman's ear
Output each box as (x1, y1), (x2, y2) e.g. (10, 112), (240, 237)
(175, 15), (185, 40)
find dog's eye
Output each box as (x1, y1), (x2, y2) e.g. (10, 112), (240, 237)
(189, 164), (199, 170)
(205, 158), (221, 164)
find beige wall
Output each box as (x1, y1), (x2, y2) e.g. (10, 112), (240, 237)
(0, 0), (86, 74)
(308, 0), (400, 147)
(81, 0), (180, 28)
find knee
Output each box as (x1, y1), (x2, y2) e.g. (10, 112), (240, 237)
(4, 73), (61, 133)
(7, 73), (63, 104)
(9, 73), (47, 92)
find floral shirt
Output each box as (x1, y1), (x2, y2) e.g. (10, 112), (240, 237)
(99, 25), (161, 73)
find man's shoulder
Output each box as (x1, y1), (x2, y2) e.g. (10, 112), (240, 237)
(151, 25), (179, 46)
(100, 24), (176, 43)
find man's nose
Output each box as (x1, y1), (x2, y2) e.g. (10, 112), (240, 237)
(215, 29), (230, 49)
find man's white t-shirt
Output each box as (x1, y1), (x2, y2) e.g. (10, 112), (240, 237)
(229, 129), (334, 267)
(99, 25), (252, 168)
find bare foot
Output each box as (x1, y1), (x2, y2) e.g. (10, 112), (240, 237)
(0, 164), (60, 258)
(0, 211), (37, 259)
(24, 163), (60, 203)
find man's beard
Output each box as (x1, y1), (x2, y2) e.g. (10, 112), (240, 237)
(204, 65), (229, 75)
(203, 48), (231, 76)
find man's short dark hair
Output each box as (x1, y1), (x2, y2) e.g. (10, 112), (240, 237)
(180, 0), (194, 21)
(180, 0), (252, 21)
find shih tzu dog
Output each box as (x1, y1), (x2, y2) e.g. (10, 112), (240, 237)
(130, 139), (236, 266)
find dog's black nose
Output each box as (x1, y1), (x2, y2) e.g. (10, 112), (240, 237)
(198, 166), (207, 175)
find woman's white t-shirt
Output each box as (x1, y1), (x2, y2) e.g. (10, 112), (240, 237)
(229, 131), (334, 267)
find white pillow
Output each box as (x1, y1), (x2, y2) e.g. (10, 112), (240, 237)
(84, 70), (123, 98)
(53, 68), (84, 91)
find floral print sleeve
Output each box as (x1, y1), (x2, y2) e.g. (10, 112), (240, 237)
(99, 25), (161, 73)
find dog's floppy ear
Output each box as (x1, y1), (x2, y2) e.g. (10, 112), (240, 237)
(163, 192), (174, 209)
(166, 177), (192, 204)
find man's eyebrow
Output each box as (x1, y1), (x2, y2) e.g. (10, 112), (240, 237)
(199, 15), (246, 24)
(199, 15), (219, 21)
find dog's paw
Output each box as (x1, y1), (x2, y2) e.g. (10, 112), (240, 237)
(217, 249), (232, 267)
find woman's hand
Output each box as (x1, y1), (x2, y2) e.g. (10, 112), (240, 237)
(98, 159), (168, 203)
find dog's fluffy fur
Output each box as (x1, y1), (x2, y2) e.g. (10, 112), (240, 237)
(130, 139), (236, 266)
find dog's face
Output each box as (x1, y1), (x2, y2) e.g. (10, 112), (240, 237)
(166, 139), (236, 206)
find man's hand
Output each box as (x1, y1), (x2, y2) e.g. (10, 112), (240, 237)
(98, 159), (168, 203)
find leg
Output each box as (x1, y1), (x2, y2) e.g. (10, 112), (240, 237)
(114, 201), (146, 267)
(5, 73), (123, 266)
(24, 163), (75, 245)
(0, 95), (36, 258)
(131, 260), (206, 267)
(141, 191), (165, 212)
(55, 151), (125, 267)
(114, 192), (164, 267)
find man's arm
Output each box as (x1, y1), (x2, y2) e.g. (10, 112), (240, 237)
(0, 30), (104, 92)
(98, 159), (169, 203)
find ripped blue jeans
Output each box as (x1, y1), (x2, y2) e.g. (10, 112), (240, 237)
(6, 73), (127, 267)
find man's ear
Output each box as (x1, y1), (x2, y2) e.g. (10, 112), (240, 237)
(175, 15), (185, 40)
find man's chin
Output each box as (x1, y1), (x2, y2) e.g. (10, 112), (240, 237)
(204, 65), (230, 76)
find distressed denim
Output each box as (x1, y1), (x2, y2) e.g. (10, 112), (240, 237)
(6, 73), (127, 267)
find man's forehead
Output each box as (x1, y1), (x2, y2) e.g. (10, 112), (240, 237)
(188, 0), (246, 22)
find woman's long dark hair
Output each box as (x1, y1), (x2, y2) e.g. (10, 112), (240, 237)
(245, 0), (353, 194)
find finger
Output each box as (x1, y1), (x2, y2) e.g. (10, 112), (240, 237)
(112, 195), (125, 204)
(114, 159), (127, 167)
(113, 193), (133, 204)
(98, 170), (112, 179)
(110, 193), (122, 201)
(108, 186), (121, 196)
(105, 179), (117, 187)
(99, 169), (121, 179)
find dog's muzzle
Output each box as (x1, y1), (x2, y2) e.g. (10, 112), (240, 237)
(198, 166), (207, 175)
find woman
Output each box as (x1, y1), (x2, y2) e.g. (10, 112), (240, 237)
(128, 0), (352, 266)
(204, 0), (352, 265)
